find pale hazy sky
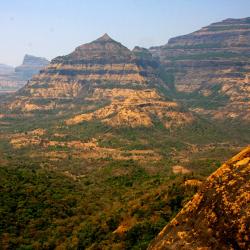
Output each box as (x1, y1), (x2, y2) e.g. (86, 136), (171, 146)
(1, 0), (250, 66)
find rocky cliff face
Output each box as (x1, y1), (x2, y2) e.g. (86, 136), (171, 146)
(45, 33), (157, 86)
(148, 146), (250, 250)
(150, 17), (250, 121)
(9, 34), (193, 129)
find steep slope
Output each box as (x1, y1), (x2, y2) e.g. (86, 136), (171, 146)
(15, 34), (157, 101)
(9, 34), (193, 129)
(148, 146), (250, 250)
(150, 17), (250, 121)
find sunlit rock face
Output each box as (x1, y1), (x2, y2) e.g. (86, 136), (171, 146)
(66, 88), (193, 128)
(150, 17), (250, 121)
(148, 146), (250, 250)
(17, 34), (159, 99)
(9, 34), (193, 128)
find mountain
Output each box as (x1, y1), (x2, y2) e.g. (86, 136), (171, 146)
(150, 17), (250, 121)
(2, 29), (249, 171)
(0, 55), (49, 93)
(9, 34), (193, 129)
(148, 146), (250, 250)
(15, 54), (49, 80)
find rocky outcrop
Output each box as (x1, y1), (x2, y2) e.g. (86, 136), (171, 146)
(150, 17), (250, 121)
(66, 88), (193, 128)
(9, 34), (193, 129)
(148, 146), (250, 250)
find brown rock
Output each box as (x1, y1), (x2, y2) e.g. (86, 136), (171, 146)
(148, 146), (250, 250)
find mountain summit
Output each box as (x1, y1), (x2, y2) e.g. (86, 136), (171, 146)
(54, 33), (133, 63)
(9, 35), (193, 128)
(96, 33), (114, 41)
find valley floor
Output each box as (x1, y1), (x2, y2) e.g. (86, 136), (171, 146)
(0, 106), (248, 249)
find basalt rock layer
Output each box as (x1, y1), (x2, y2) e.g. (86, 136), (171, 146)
(150, 17), (250, 121)
(148, 146), (250, 250)
(9, 34), (193, 128)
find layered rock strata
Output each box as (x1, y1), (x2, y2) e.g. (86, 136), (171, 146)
(9, 34), (193, 128)
(150, 17), (250, 120)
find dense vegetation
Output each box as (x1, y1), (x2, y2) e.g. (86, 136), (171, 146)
(0, 77), (249, 249)
(0, 158), (201, 249)
(1, 106), (244, 249)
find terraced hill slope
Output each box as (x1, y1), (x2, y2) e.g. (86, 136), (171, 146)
(150, 17), (250, 121)
(8, 34), (193, 129)
(1, 29), (249, 172)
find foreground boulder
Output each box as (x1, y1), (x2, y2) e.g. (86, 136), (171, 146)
(148, 146), (250, 250)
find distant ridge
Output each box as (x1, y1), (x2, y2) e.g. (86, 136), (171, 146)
(150, 17), (250, 121)
(0, 55), (49, 93)
(15, 54), (50, 80)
